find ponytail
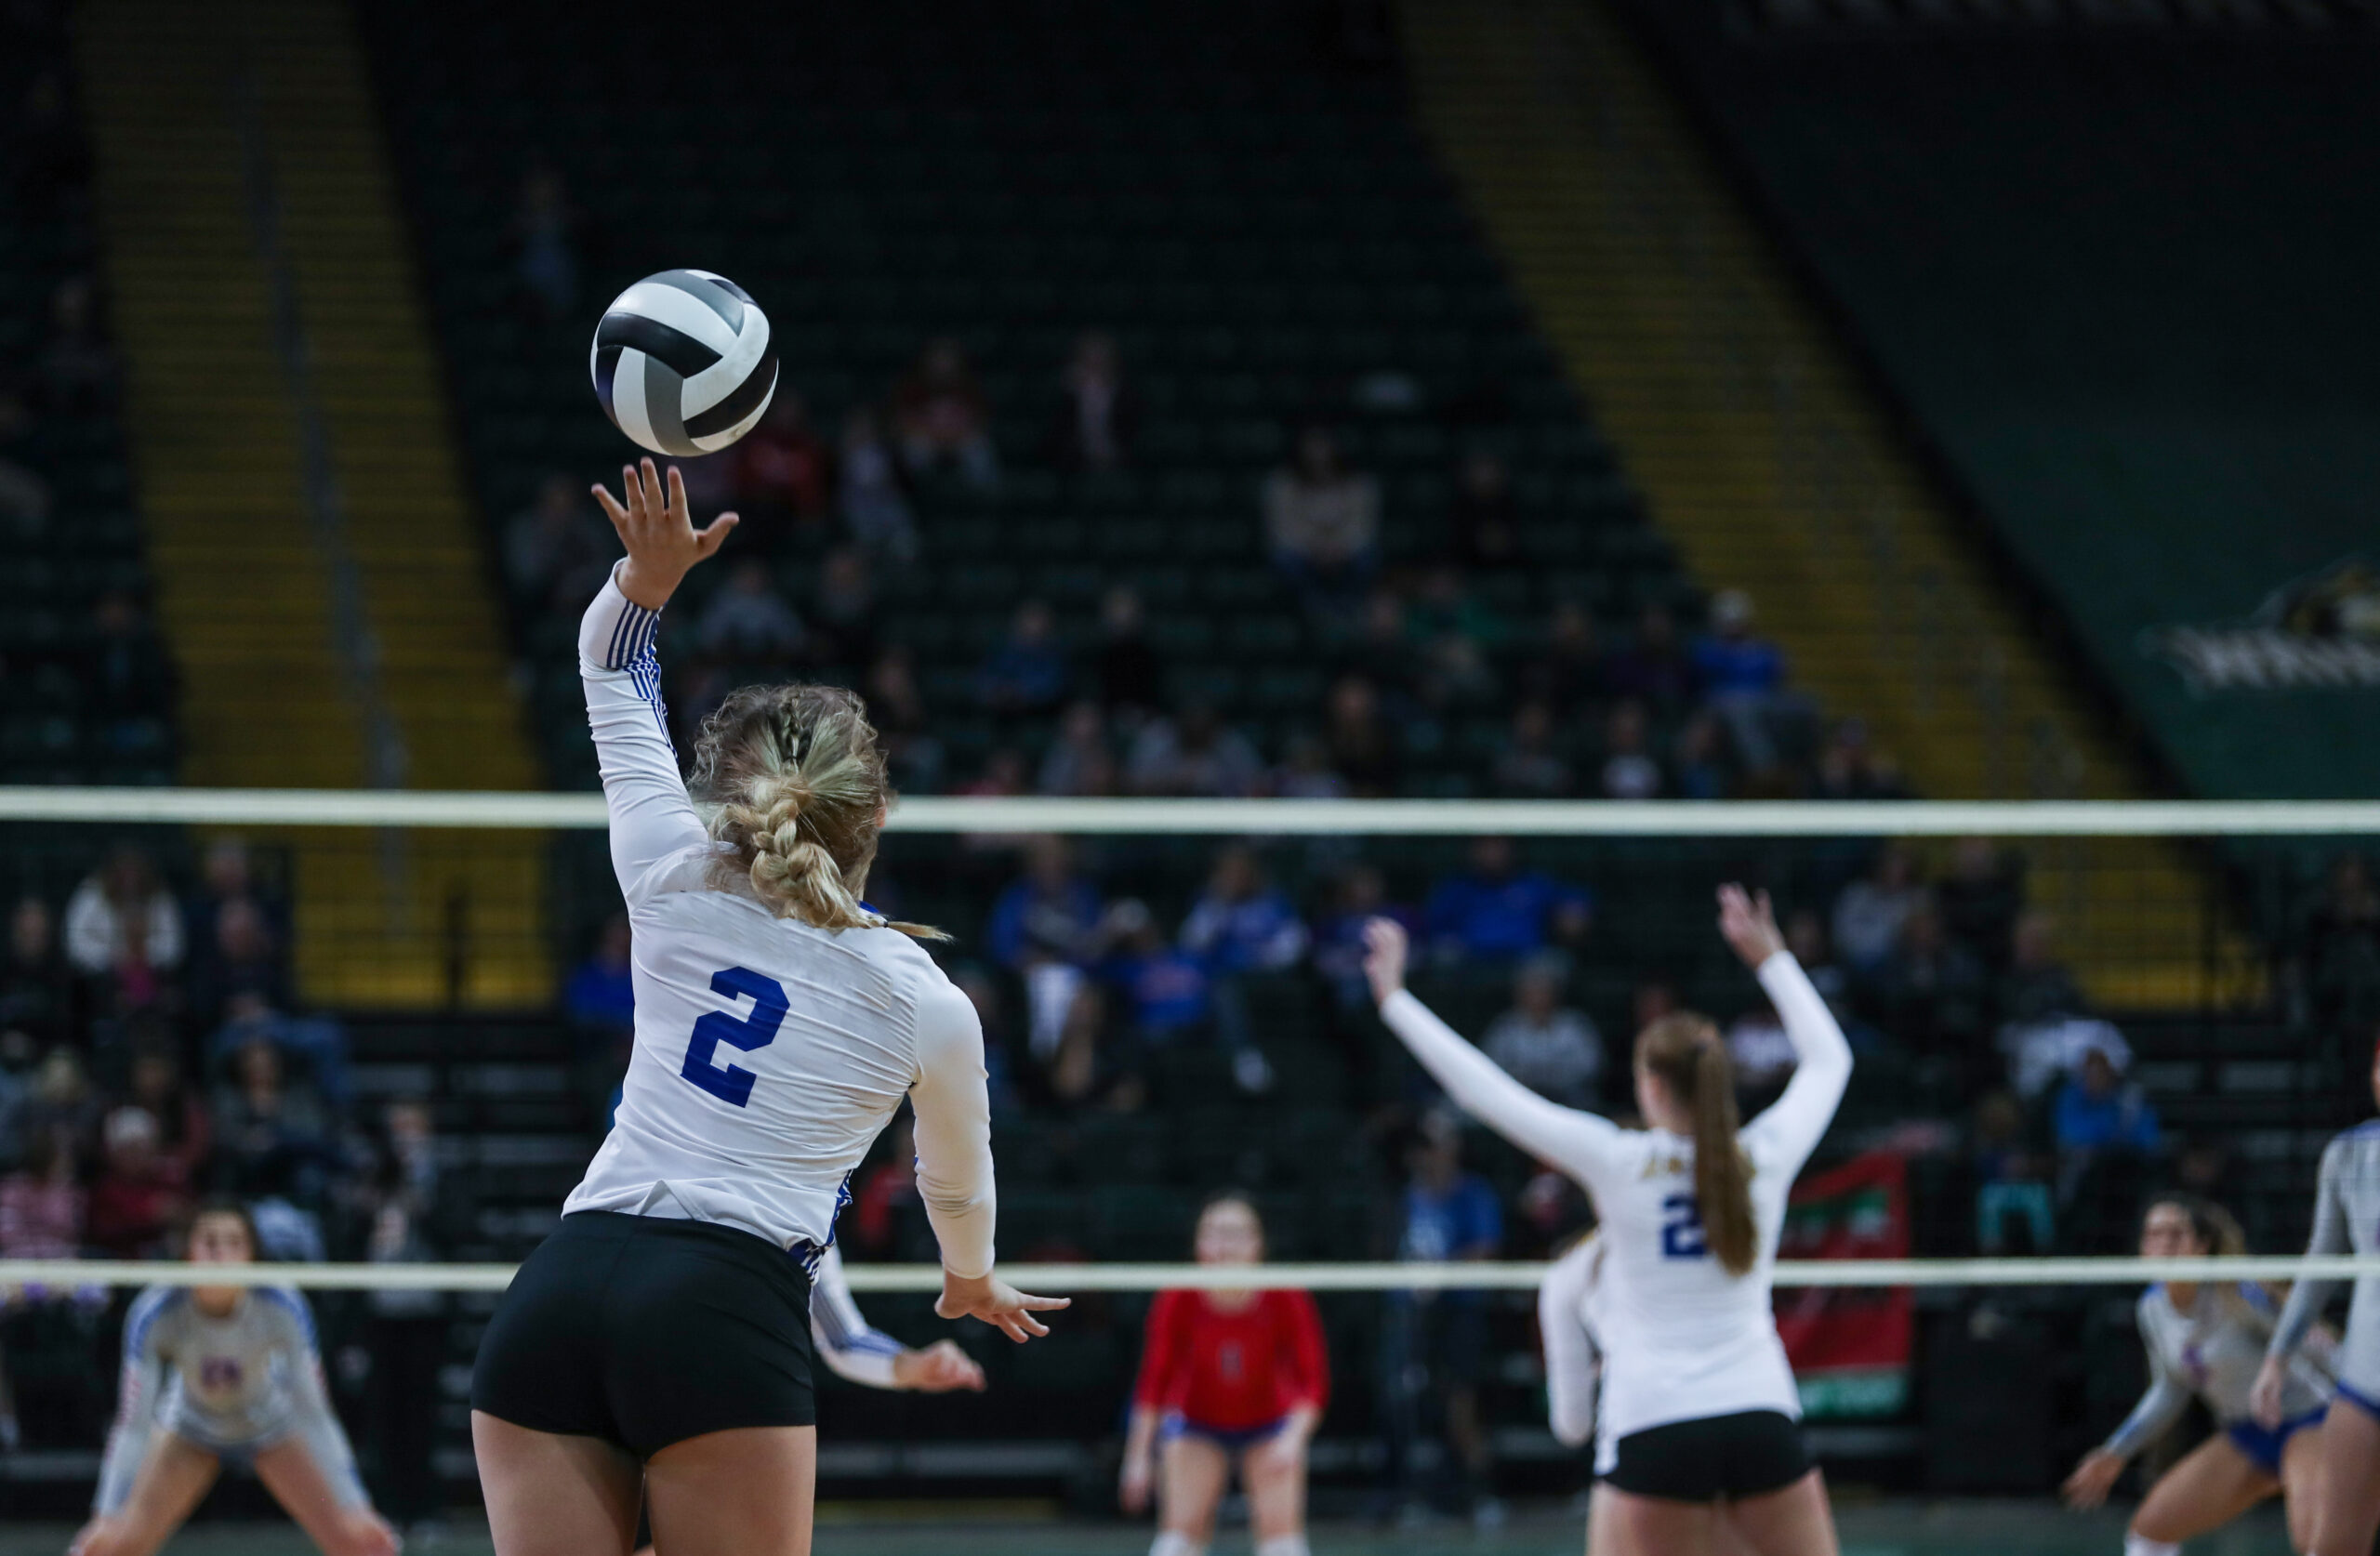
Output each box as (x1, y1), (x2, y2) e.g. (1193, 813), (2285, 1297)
(1638, 1013), (1758, 1277)
(693, 683), (945, 940)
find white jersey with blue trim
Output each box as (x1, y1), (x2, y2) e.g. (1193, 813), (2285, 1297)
(2106, 1283), (2331, 1457)
(1382, 951), (1850, 1470)
(97, 1286), (364, 1512)
(1537, 1233), (1605, 1450)
(2269, 1121), (2380, 1396)
(562, 567), (997, 1279)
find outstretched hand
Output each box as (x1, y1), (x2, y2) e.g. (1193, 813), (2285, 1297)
(937, 1271), (1070, 1344)
(893, 1338), (988, 1392)
(591, 456), (738, 611)
(1716, 883), (1787, 969)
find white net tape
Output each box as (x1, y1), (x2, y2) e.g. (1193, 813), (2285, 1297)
(7, 1255), (2377, 1293)
(2, 786), (2378, 835)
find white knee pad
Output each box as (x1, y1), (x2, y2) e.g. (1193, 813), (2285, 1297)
(2123, 1534), (2180, 1556)
(1255, 1538), (1311, 1556)
(1149, 1534), (1207, 1556)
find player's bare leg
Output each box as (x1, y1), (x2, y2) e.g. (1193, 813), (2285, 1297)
(253, 1435), (400, 1556)
(1722, 1468), (1841, 1556)
(473, 1411), (642, 1556)
(643, 1423), (816, 1556)
(1239, 1432), (1308, 1548)
(2308, 1397), (2380, 1556)
(2128, 1435), (2274, 1547)
(68, 1434), (219, 1556)
(1157, 1432), (1230, 1549)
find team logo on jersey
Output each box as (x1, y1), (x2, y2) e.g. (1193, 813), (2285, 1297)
(198, 1356), (244, 1391)
(2144, 557), (2380, 693)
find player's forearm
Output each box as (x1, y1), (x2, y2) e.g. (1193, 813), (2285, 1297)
(1377, 989), (1612, 1182)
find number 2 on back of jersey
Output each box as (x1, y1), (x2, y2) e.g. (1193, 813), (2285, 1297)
(681, 967), (787, 1107)
(1660, 1192), (1707, 1259)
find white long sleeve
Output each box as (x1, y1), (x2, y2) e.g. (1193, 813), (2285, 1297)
(908, 979), (997, 1280)
(810, 1246), (908, 1389)
(93, 1310), (165, 1513)
(1378, 988), (1627, 1199)
(2269, 1135), (2351, 1361)
(579, 562), (711, 905)
(1538, 1235), (1603, 1449)
(2104, 1302), (2194, 1457)
(1738, 952), (1855, 1177)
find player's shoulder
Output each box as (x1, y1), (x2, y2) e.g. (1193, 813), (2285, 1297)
(2135, 1285), (2168, 1323)
(125, 1284), (183, 1339)
(2323, 1123), (2380, 1167)
(253, 1285), (318, 1342)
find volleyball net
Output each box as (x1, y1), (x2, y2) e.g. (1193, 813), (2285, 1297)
(3, 784), (2377, 1487)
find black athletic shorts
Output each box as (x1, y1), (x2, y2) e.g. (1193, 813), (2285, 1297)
(471, 1211), (816, 1457)
(1603, 1409), (1812, 1501)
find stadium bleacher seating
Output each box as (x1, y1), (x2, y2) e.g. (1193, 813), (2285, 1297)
(0, 7), (170, 792)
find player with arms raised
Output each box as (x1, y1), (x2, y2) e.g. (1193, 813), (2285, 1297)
(1365, 885), (1850, 1556)
(471, 460), (1063, 1556)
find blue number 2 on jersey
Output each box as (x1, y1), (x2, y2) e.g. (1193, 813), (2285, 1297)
(681, 967), (788, 1107)
(1660, 1193), (1708, 1259)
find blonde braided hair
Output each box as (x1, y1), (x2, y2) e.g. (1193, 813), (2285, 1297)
(690, 682), (944, 940)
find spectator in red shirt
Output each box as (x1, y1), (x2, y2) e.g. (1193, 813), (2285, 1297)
(1121, 1193), (1329, 1556)
(85, 1106), (189, 1259)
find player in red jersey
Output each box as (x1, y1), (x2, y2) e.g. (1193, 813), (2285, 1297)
(1121, 1193), (1329, 1556)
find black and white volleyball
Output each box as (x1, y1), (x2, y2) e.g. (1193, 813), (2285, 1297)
(590, 270), (777, 457)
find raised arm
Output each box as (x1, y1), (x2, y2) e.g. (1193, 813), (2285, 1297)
(910, 973), (1069, 1342)
(1723, 886), (1852, 1175)
(582, 460), (738, 903)
(1538, 1234), (1603, 1449)
(1363, 919), (1626, 1196)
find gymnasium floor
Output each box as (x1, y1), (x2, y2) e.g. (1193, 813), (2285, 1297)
(0, 1501), (2295, 1554)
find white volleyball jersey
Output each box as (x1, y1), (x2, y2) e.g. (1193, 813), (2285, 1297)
(564, 569), (996, 1277)
(98, 1286), (364, 1513)
(1383, 951), (1850, 1468)
(1538, 1233), (1605, 1450)
(2270, 1121), (2380, 1394)
(2108, 1283), (2330, 1455)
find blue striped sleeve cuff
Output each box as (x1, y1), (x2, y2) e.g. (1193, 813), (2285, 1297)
(579, 562), (664, 672)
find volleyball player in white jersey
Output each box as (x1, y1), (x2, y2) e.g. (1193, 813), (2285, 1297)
(471, 460), (1063, 1556)
(1365, 885), (1850, 1556)
(2252, 1039), (2380, 1556)
(2063, 1195), (2333, 1556)
(72, 1202), (395, 1556)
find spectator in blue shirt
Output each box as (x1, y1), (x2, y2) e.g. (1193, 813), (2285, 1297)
(1691, 589), (1793, 771)
(562, 913), (637, 1129)
(2054, 1045), (2160, 1155)
(1383, 1112), (1503, 1521)
(1178, 846), (1310, 1092)
(1314, 865), (1421, 1010)
(986, 837), (1106, 1060)
(1098, 900), (1212, 1042)
(1423, 836), (1592, 965)
(1180, 846), (1310, 975)
(977, 599), (1069, 716)
(563, 913), (635, 1038)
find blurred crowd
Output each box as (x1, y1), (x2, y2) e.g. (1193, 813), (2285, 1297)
(500, 321), (1889, 810)
(0, 837), (454, 1492)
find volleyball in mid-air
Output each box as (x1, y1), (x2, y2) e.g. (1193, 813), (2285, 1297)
(590, 269), (777, 457)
